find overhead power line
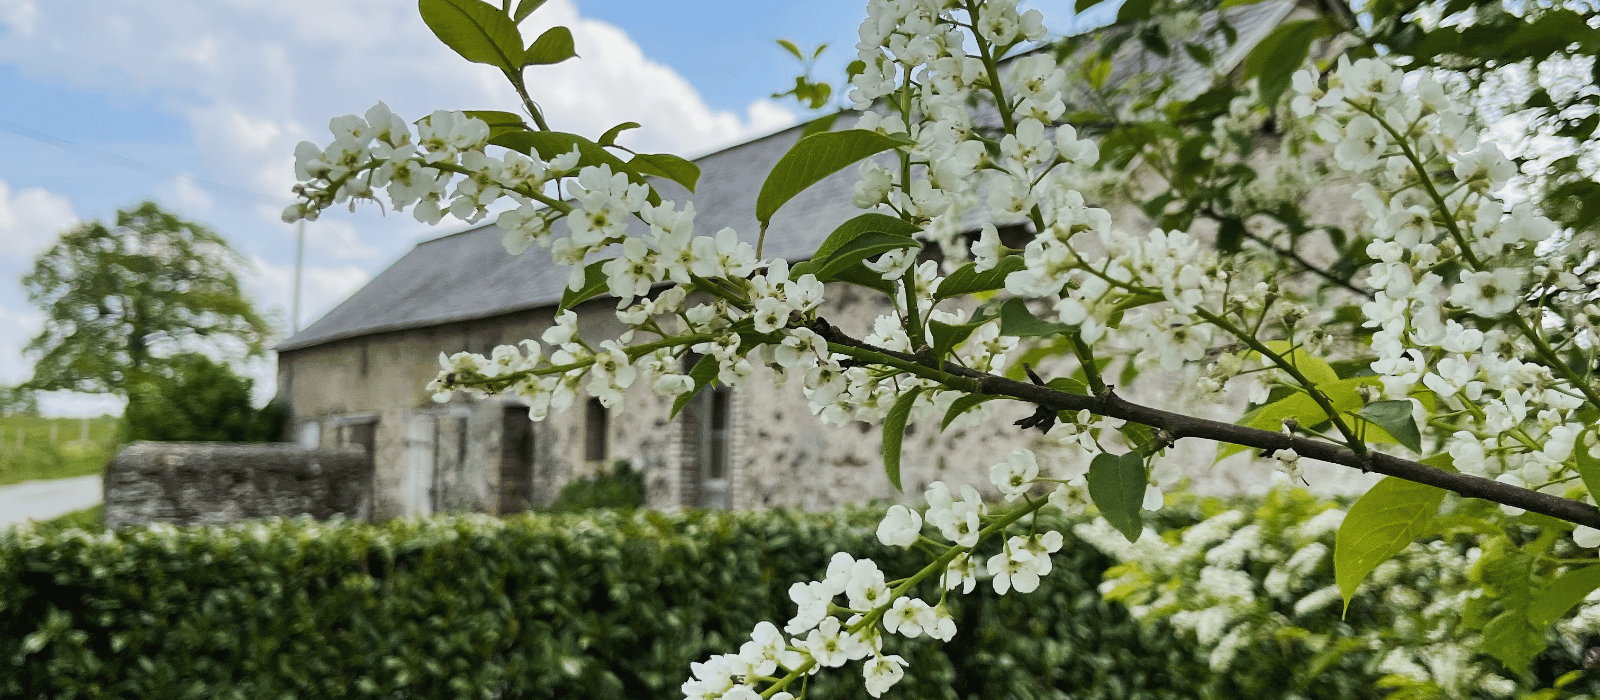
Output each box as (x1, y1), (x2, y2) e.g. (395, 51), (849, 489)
(0, 117), (292, 207)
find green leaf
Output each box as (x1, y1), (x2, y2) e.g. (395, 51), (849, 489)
(629, 153), (701, 193)
(824, 262), (897, 296)
(1358, 400), (1422, 454)
(1116, 0), (1154, 23)
(941, 394), (1001, 431)
(1576, 439), (1600, 503)
(597, 121), (640, 147)
(1557, 669), (1588, 690)
(1074, 0), (1105, 12)
(928, 319), (981, 362)
(463, 110), (529, 140)
(1217, 216), (1245, 254)
(1119, 422), (1157, 455)
(512, 0), (546, 23)
(523, 25), (577, 66)
(1087, 59), (1113, 90)
(669, 355), (720, 419)
(1243, 19), (1331, 107)
(1107, 291), (1165, 325)
(1088, 452), (1146, 541)
(418, 0), (525, 72)
(1530, 565), (1600, 627)
(1482, 609), (1546, 674)
(1046, 377), (1089, 395)
(882, 387), (923, 492)
(1335, 477), (1446, 612)
(559, 260), (608, 310)
(1217, 376), (1379, 461)
(997, 298), (1071, 338)
(775, 38), (804, 61)
(1138, 29), (1171, 58)
(799, 112), (840, 139)
(756, 129), (912, 225)
(811, 233), (920, 283)
(791, 213), (919, 275)
(1256, 339), (1342, 387)
(935, 256), (1025, 301)
(1548, 180), (1600, 233)
(925, 303), (997, 360)
(1417, 9), (1600, 64)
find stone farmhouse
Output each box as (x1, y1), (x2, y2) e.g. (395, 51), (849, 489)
(275, 1), (1330, 521)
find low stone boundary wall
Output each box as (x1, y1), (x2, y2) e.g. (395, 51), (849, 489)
(104, 443), (371, 528)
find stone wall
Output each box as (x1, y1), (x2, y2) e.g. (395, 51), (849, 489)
(103, 443), (371, 528)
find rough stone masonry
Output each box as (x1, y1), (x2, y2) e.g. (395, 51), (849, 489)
(104, 443), (371, 528)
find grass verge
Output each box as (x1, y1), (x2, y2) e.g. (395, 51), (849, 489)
(0, 415), (119, 485)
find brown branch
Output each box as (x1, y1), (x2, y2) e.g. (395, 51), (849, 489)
(812, 321), (1600, 528)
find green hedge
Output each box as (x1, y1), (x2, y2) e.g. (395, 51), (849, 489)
(0, 508), (1204, 699)
(1, 504), (1588, 699)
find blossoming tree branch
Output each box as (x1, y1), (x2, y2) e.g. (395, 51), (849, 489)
(286, 0), (1600, 694)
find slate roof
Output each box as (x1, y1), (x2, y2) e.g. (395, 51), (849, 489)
(276, 0), (1296, 353)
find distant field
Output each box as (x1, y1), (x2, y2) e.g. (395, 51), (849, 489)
(0, 415), (120, 486)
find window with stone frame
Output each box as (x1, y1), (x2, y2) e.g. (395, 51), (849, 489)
(678, 353), (733, 509)
(585, 397), (608, 463)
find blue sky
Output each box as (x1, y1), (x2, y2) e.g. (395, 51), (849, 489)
(0, 0), (1109, 416)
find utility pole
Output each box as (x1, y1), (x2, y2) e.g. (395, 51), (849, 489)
(292, 220), (305, 334)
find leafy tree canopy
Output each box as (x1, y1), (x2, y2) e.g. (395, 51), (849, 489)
(0, 385), (38, 417)
(21, 201), (271, 396)
(120, 353), (285, 443)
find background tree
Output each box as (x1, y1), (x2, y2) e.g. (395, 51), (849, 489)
(120, 353), (285, 442)
(0, 385), (38, 417)
(21, 201), (272, 396)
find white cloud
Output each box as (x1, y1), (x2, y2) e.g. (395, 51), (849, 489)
(0, 180), (77, 259)
(245, 253), (370, 334)
(515, 5), (799, 155)
(0, 0), (796, 213)
(0, 0), (39, 35)
(302, 220), (378, 261)
(0, 302), (42, 385)
(0, 1), (801, 411)
(166, 173), (213, 212)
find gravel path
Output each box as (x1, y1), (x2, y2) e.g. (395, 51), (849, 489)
(0, 474), (103, 527)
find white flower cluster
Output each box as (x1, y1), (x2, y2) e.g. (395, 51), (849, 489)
(682, 549), (937, 698)
(848, 0), (1083, 262)
(1296, 57), (1595, 506)
(286, 103), (576, 231)
(1078, 490), (1527, 695)
(422, 255), (827, 411)
(1006, 221), (1225, 368)
(686, 447), (1080, 699)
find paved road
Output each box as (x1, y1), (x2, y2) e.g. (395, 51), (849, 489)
(0, 475), (103, 527)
